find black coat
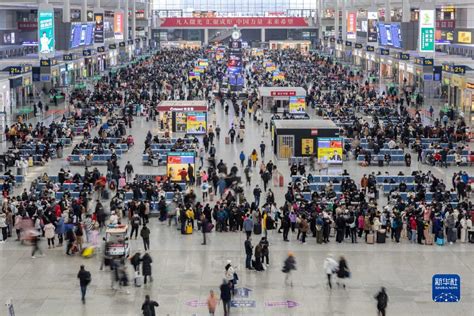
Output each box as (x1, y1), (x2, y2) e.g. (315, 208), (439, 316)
(141, 254), (153, 276)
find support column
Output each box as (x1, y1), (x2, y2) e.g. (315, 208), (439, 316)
(318, 0), (324, 39)
(81, 0), (88, 22)
(204, 28), (209, 45)
(261, 28), (265, 42)
(385, 0), (391, 22)
(341, 0), (347, 41)
(334, 0), (340, 38)
(144, 0), (150, 37)
(63, 0), (70, 23)
(132, 0), (136, 40)
(117, 0), (121, 10)
(124, 0), (129, 40)
(402, 0), (410, 22)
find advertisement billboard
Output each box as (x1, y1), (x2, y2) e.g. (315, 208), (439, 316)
(94, 13), (104, 43)
(377, 23), (403, 48)
(347, 12), (357, 40)
(289, 96), (306, 113)
(301, 139), (314, 155)
(367, 11), (378, 42)
(317, 138), (343, 164)
(419, 9), (435, 52)
(272, 71), (285, 81)
(186, 112), (207, 134)
(114, 10), (124, 40)
(167, 152), (195, 182)
(38, 6), (55, 59)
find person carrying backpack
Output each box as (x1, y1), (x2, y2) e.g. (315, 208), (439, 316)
(375, 287), (389, 316)
(77, 265), (91, 304)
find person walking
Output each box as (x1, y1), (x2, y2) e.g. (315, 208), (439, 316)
(282, 252), (296, 286)
(140, 224), (151, 251)
(141, 295), (159, 316)
(77, 265), (91, 304)
(260, 141), (266, 158)
(44, 221), (56, 248)
(253, 185), (262, 206)
(141, 252), (153, 284)
(220, 279), (232, 316)
(245, 237), (253, 270)
(243, 214), (253, 240)
(125, 161), (134, 183)
(207, 289), (218, 315)
(130, 214), (141, 239)
(31, 233), (43, 258)
(323, 254), (338, 289)
(375, 287), (389, 316)
(336, 256), (350, 289)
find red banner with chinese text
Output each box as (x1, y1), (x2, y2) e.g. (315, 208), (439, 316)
(160, 17), (309, 28)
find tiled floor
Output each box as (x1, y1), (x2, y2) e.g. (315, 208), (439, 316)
(0, 83), (473, 316)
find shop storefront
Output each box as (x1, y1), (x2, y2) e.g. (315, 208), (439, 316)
(97, 46), (107, 72)
(343, 41), (353, 63)
(127, 40), (135, 60)
(365, 46), (376, 73)
(108, 44), (118, 67)
(353, 43), (364, 67)
(442, 64), (467, 112)
(335, 40), (344, 59)
(160, 41), (201, 49)
(462, 80), (474, 127)
(258, 87), (306, 113)
(156, 100), (208, 134)
(268, 40), (311, 53)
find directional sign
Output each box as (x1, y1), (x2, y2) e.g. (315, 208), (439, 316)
(185, 300), (208, 308)
(235, 287), (253, 298)
(231, 300), (256, 308)
(265, 300), (299, 308)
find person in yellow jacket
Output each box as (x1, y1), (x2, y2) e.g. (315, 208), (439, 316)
(262, 211), (267, 237)
(250, 149), (258, 167)
(186, 207), (195, 229)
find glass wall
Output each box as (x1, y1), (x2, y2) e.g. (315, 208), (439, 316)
(153, 0), (317, 16)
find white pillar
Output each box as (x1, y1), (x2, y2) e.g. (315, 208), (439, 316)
(132, 0), (136, 39)
(385, 0), (391, 22)
(261, 28), (265, 42)
(63, 0), (70, 23)
(204, 29), (209, 45)
(318, 0), (324, 38)
(117, 0), (121, 10)
(124, 0), (129, 40)
(82, 0), (88, 22)
(334, 0), (340, 38)
(341, 0), (347, 41)
(402, 0), (410, 22)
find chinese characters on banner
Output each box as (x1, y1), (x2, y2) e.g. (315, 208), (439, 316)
(160, 17), (309, 28)
(367, 11), (378, 42)
(114, 10), (124, 40)
(347, 12), (357, 40)
(94, 13), (104, 43)
(419, 9), (435, 52)
(38, 4), (55, 59)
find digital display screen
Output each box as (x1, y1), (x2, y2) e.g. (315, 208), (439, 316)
(85, 24), (94, 45)
(167, 152), (195, 182)
(289, 96), (306, 113)
(377, 23), (402, 48)
(186, 112), (207, 134)
(70, 24), (82, 48)
(317, 138), (343, 164)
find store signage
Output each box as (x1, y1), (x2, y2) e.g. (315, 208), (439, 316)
(18, 21), (37, 31)
(119, 42), (126, 47)
(40, 59), (51, 67)
(114, 10), (124, 40)
(38, 4), (55, 59)
(347, 12), (357, 40)
(159, 17), (309, 28)
(398, 52), (410, 60)
(311, 129), (318, 136)
(109, 43), (117, 49)
(97, 46), (105, 53)
(63, 53), (74, 61)
(9, 66), (22, 75)
(355, 43), (363, 49)
(158, 105), (208, 112)
(270, 91), (296, 97)
(367, 11), (378, 42)
(436, 20), (455, 29)
(380, 48), (390, 55)
(423, 58), (434, 66)
(345, 41), (352, 47)
(366, 45), (375, 52)
(442, 64), (466, 74)
(457, 31), (472, 44)
(82, 49), (92, 56)
(94, 13), (104, 43)
(419, 9), (435, 52)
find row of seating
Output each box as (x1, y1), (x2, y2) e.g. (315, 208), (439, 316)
(292, 175), (349, 183)
(375, 175), (415, 183)
(358, 148), (405, 155)
(357, 155), (406, 165)
(68, 154), (121, 165)
(143, 154), (166, 166)
(73, 149), (126, 156)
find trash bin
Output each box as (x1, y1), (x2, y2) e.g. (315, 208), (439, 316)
(17, 167), (25, 176)
(57, 148), (63, 159)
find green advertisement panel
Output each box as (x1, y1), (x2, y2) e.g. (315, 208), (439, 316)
(38, 9), (55, 58)
(420, 28), (435, 52)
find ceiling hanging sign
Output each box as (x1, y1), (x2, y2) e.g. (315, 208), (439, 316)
(159, 17), (309, 28)
(38, 4), (55, 59)
(94, 13), (104, 43)
(367, 11), (378, 42)
(419, 8), (435, 52)
(346, 12), (357, 40)
(114, 10), (124, 40)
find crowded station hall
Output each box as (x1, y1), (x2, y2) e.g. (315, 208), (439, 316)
(0, 0), (473, 315)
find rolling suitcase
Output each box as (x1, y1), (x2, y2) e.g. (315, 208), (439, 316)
(225, 137), (230, 144)
(186, 224), (193, 234)
(425, 235), (433, 245)
(134, 272), (143, 287)
(366, 233), (374, 244)
(279, 173), (284, 187)
(253, 224), (262, 235)
(376, 230), (386, 243)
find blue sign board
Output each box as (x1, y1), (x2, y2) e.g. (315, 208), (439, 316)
(432, 274), (460, 302)
(235, 287), (252, 298)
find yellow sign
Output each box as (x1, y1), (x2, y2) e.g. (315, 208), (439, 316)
(272, 71), (285, 81)
(458, 31), (472, 44)
(289, 96), (306, 113)
(301, 138), (314, 155)
(186, 112), (207, 134)
(317, 138), (343, 164)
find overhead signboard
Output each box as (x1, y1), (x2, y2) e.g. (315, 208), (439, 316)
(419, 9), (435, 52)
(94, 13), (104, 43)
(367, 11), (378, 42)
(159, 17), (309, 28)
(114, 10), (124, 40)
(38, 4), (55, 59)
